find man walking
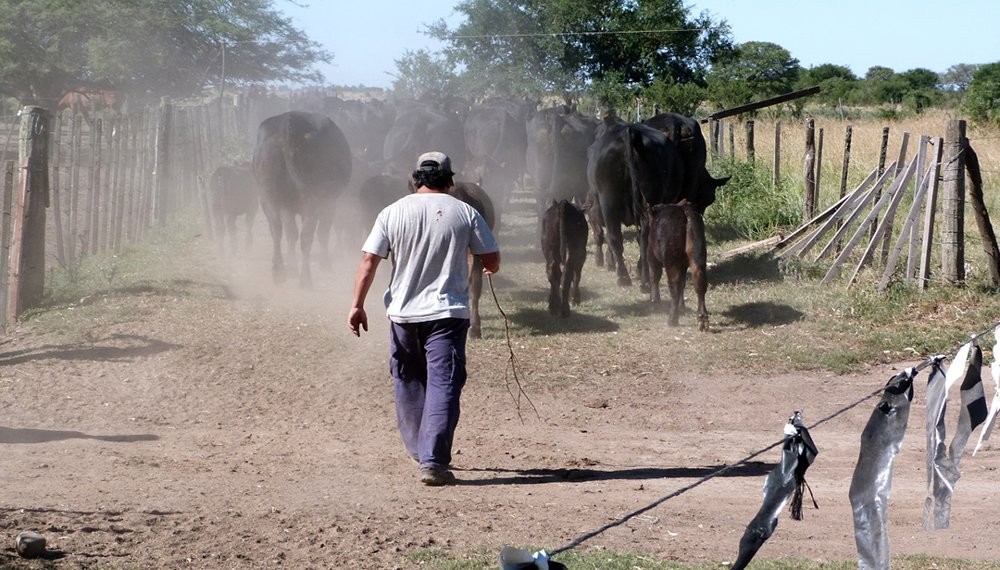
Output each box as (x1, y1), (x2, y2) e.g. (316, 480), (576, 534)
(348, 152), (500, 486)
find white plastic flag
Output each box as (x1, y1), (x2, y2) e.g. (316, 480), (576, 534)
(973, 326), (1000, 455)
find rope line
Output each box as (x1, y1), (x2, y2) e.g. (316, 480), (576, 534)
(487, 273), (540, 424)
(548, 316), (1000, 559)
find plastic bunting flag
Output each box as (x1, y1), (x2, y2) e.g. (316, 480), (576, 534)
(499, 547), (567, 570)
(922, 355), (954, 530)
(730, 411), (818, 570)
(849, 368), (914, 570)
(974, 326), (1000, 455)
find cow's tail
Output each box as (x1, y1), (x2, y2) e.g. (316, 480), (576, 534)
(623, 126), (649, 227)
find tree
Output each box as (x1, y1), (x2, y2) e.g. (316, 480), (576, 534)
(0, 0), (329, 105)
(940, 63), (981, 91)
(390, 49), (461, 100)
(795, 63), (859, 105)
(964, 62), (1000, 124)
(423, 0), (733, 101)
(705, 41), (800, 110)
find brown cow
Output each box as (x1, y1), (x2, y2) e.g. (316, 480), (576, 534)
(646, 202), (709, 331)
(57, 87), (126, 122)
(449, 181), (496, 339)
(541, 199), (588, 317)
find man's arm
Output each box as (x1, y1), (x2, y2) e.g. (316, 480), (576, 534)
(348, 252), (383, 336)
(479, 251), (500, 275)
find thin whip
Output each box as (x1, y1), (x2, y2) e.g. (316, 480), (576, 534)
(487, 273), (540, 424)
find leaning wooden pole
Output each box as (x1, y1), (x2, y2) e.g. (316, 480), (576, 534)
(964, 144), (1000, 286)
(8, 106), (50, 327)
(941, 120), (966, 284)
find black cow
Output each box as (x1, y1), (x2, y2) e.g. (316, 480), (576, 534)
(334, 174), (409, 249)
(541, 200), (588, 317)
(210, 163), (258, 254)
(252, 111), (352, 287)
(324, 97), (396, 164)
(647, 203), (709, 331)
(448, 181), (496, 339)
(587, 122), (685, 288)
(383, 102), (467, 178)
(643, 112), (730, 212)
(526, 106), (598, 207)
(463, 101), (528, 215)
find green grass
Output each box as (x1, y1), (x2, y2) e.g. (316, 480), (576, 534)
(403, 547), (1000, 569)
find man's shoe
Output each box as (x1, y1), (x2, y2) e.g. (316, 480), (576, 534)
(419, 467), (455, 486)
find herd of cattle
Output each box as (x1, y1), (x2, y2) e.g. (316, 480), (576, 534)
(209, 95), (730, 332)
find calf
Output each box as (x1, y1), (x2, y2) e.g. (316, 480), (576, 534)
(449, 181), (496, 339)
(541, 199), (588, 317)
(646, 202), (709, 331)
(210, 163), (258, 254)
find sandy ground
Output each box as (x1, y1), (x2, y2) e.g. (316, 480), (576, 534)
(2, 231), (1000, 569)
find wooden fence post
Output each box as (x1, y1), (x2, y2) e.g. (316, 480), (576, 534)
(804, 118), (816, 219)
(50, 112), (66, 267)
(919, 137), (944, 290)
(839, 125), (853, 200)
(154, 97), (173, 228)
(88, 119), (103, 255)
(8, 106), (50, 325)
(745, 120), (755, 162)
(68, 114), (82, 264)
(773, 121), (781, 187)
(816, 127), (824, 206)
(964, 143), (1000, 286)
(835, 125), (853, 255)
(907, 135), (930, 282)
(0, 160), (13, 329)
(709, 119), (719, 161)
(941, 120), (966, 284)
(728, 122), (735, 160)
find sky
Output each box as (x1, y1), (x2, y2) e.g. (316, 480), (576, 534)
(279, 0), (999, 89)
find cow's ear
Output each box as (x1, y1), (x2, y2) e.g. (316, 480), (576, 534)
(713, 175), (732, 188)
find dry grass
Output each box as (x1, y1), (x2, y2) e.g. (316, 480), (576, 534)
(714, 109), (1000, 213)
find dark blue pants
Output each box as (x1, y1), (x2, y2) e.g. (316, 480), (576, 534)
(389, 318), (469, 470)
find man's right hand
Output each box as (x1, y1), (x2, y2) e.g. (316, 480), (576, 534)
(348, 307), (368, 337)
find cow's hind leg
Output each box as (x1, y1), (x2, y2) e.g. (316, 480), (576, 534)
(244, 211), (256, 252)
(648, 256), (663, 304)
(687, 213), (709, 332)
(547, 259), (562, 315)
(666, 264), (685, 327)
(298, 214), (318, 289)
(265, 211), (286, 284)
(226, 214), (239, 254)
(316, 202), (335, 270)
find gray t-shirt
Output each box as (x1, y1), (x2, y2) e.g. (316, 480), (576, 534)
(362, 193), (498, 324)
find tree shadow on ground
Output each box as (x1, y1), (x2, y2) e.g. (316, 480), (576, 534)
(507, 307), (619, 335)
(454, 461), (773, 486)
(0, 426), (159, 444)
(710, 252), (783, 285)
(0, 333), (181, 365)
(724, 302), (804, 328)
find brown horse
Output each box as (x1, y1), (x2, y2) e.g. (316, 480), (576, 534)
(57, 87), (125, 122)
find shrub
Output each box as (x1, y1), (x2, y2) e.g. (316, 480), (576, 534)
(704, 158), (800, 241)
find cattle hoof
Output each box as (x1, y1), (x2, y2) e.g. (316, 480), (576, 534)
(616, 276), (631, 287)
(469, 327), (482, 339)
(639, 283), (650, 295)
